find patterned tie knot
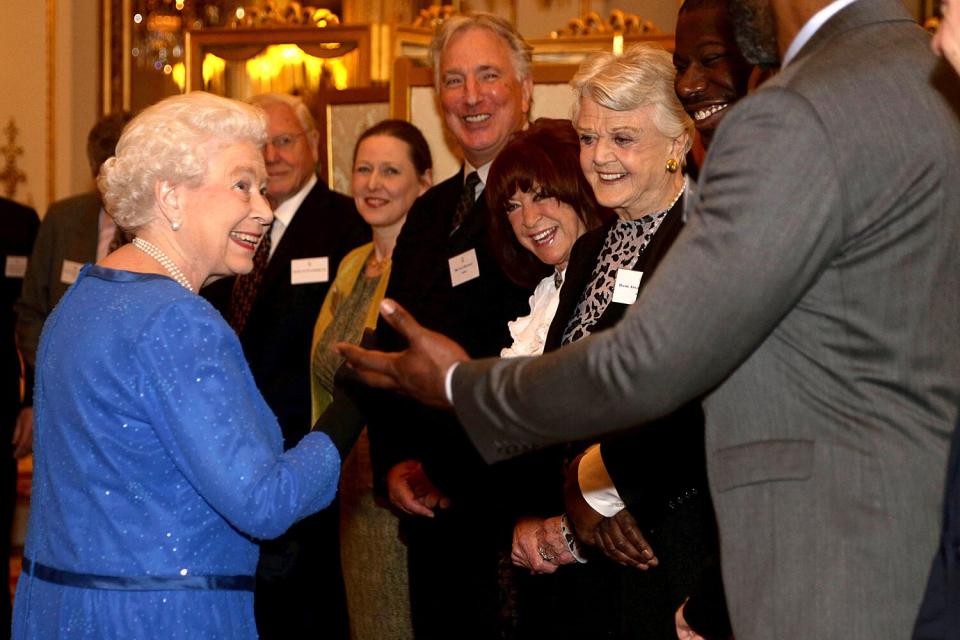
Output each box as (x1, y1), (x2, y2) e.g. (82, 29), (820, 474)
(451, 171), (481, 235)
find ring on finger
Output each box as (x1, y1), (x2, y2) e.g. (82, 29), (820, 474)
(538, 546), (555, 562)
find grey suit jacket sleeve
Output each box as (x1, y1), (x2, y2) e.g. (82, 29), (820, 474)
(453, 87), (843, 463)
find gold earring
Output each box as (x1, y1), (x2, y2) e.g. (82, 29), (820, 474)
(665, 158), (680, 173)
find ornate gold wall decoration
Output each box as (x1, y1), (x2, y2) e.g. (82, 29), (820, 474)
(228, 2), (340, 27)
(411, 4), (458, 29)
(553, 9), (661, 38)
(1, 119), (27, 199)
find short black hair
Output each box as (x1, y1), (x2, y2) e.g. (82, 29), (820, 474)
(87, 112), (134, 177)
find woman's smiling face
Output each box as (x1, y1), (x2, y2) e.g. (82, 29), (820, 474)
(505, 186), (585, 270)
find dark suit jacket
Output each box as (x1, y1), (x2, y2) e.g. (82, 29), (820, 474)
(2, 198), (39, 428)
(203, 178), (368, 447)
(452, 1), (960, 637)
(1, 197), (37, 640)
(368, 170), (529, 510)
(914, 417), (960, 638)
(544, 199), (709, 530)
(14, 191), (99, 402)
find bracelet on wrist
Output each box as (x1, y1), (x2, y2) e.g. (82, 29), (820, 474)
(560, 514), (588, 564)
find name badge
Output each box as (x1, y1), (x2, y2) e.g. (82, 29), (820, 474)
(60, 259), (83, 285)
(612, 268), (643, 305)
(5, 255), (27, 278)
(449, 248), (480, 287)
(290, 257), (329, 285)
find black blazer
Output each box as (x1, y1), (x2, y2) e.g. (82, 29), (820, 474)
(1, 198), (39, 430)
(914, 415), (960, 639)
(203, 178), (368, 447)
(367, 170), (530, 506)
(545, 198), (709, 530)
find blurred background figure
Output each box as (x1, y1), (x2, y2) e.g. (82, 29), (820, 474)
(1, 196), (38, 640)
(310, 119), (432, 640)
(14, 91), (346, 639)
(201, 92), (368, 640)
(14, 111), (133, 461)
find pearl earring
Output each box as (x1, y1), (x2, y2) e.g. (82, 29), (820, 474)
(171, 220), (182, 231)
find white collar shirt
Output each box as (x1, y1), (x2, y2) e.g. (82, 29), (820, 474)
(783, 0), (860, 67)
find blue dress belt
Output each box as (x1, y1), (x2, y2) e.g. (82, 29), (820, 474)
(22, 558), (255, 592)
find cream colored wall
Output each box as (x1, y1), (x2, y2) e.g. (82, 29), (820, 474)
(55, 0), (100, 203)
(1, 2), (48, 213)
(0, 0), (98, 217)
(517, 0), (583, 38)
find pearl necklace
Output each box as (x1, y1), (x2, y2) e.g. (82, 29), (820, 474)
(654, 178), (686, 218)
(132, 237), (194, 293)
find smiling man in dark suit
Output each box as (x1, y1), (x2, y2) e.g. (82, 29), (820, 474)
(202, 92), (367, 640)
(363, 14), (532, 638)
(340, 1), (960, 638)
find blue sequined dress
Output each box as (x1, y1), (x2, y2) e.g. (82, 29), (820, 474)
(13, 264), (340, 639)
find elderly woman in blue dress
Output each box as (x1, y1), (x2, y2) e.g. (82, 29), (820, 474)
(13, 92), (343, 639)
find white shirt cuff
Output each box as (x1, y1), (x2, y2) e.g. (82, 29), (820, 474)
(578, 443), (625, 517)
(444, 362), (459, 404)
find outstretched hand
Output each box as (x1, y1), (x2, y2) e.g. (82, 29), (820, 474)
(335, 299), (470, 409)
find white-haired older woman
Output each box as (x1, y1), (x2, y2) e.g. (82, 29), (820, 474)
(515, 44), (723, 638)
(13, 92), (342, 639)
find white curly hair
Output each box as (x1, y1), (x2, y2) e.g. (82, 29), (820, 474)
(98, 91), (267, 230)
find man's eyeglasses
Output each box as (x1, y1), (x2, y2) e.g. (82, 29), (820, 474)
(267, 132), (308, 149)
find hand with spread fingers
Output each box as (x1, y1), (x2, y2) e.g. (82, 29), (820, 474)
(386, 459), (451, 518)
(596, 509), (659, 570)
(336, 299), (468, 409)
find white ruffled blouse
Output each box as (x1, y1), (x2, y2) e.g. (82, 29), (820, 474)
(500, 271), (565, 358)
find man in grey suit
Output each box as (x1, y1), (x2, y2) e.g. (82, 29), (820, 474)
(340, 0), (960, 637)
